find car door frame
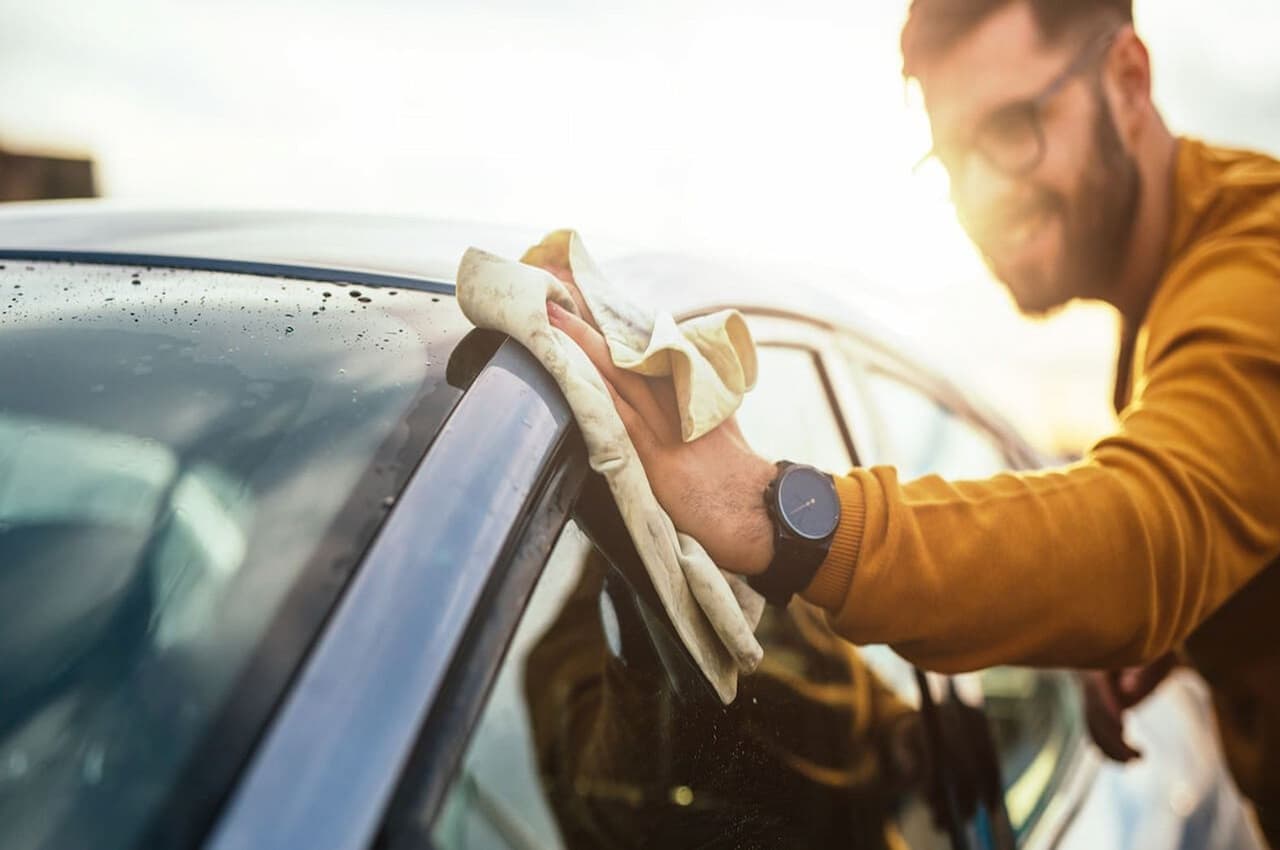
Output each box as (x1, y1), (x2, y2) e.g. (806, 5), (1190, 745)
(682, 306), (875, 468)
(832, 331), (1099, 850)
(205, 338), (585, 850)
(379, 308), (997, 850)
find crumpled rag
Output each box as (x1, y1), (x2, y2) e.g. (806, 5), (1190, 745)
(455, 230), (766, 703)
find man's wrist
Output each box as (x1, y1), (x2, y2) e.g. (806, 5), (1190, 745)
(737, 457), (778, 576)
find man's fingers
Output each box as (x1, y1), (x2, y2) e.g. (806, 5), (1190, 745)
(599, 374), (662, 457)
(1087, 705), (1142, 761)
(1099, 670), (1126, 717)
(1117, 653), (1179, 706)
(644, 374), (683, 437)
(1083, 673), (1142, 761)
(548, 300), (679, 442)
(558, 277), (599, 331)
(545, 292), (681, 437)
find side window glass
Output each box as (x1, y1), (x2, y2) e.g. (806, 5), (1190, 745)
(861, 370), (1079, 840)
(862, 371), (1008, 480)
(432, 522), (595, 849)
(429, 498), (959, 850)
(734, 345), (855, 472)
(979, 668), (1081, 840)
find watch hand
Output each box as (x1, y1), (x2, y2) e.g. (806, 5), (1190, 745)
(788, 497), (817, 514)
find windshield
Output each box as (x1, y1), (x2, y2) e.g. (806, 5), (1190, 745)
(0, 260), (467, 849)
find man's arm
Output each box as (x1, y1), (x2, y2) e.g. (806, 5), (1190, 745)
(547, 244), (1280, 672)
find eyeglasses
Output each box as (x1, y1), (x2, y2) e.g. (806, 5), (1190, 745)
(921, 30), (1118, 179)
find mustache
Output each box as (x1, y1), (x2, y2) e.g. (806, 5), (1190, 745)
(961, 188), (1064, 248)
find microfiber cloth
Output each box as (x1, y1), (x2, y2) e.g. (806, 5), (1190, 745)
(456, 230), (766, 704)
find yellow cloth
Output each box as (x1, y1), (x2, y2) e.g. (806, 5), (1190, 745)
(522, 230), (758, 442)
(456, 231), (764, 704)
(803, 138), (1280, 835)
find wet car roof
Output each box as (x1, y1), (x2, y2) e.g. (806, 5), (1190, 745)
(0, 205), (564, 284)
(0, 203), (1025, 451)
(0, 204), (874, 323)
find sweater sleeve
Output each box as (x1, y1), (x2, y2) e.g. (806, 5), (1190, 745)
(802, 244), (1280, 673)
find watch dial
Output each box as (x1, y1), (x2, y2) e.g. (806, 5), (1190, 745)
(777, 466), (840, 540)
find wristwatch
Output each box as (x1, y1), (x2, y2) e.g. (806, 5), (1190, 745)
(748, 461), (842, 607)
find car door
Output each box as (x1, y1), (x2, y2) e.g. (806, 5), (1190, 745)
(377, 318), (989, 850)
(839, 338), (1092, 849)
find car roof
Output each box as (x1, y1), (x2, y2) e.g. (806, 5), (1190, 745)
(0, 203), (1032, 457)
(0, 203), (880, 313)
(0, 204), (914, 356)
(0, 203), (539, 282)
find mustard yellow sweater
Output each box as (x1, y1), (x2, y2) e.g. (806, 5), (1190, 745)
(803, 139), (1280, 825)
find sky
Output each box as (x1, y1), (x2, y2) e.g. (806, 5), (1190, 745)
(1, 0), (1277, 451)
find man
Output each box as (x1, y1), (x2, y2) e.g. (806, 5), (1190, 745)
(542, 0), (1280, 842)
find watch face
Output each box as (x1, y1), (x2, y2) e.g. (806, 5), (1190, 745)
(776, 465), (840, 541)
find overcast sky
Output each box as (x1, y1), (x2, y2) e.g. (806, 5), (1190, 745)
(1, 0), (1276, 450)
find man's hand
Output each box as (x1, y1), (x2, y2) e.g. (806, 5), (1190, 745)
(1081, 652), (1179, 762)
(546, 298), (777, 576)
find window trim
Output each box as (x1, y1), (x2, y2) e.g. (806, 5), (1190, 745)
(846, 346), (1040, 471)
(712, 311), (869, 468)
(205, 339), (578, 850)
(379, 439), (589, 849)
(0, 248), (454, 296)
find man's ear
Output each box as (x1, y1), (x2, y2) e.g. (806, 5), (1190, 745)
(1105, 25), (1154, 146)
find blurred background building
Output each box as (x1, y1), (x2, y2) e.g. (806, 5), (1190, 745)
(0, 145), (94, 202)
(0, 0), (1275, 455)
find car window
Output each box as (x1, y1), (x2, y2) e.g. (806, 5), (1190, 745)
(861, 370), (1009, 481)
(979, 668), (1081, 838)
(0, 261), (467, 850)
(427, 484), (964, 850)
(858, 367), (1081, 841)
(431, 521), (595, 850)
(734, 344), (855, 472)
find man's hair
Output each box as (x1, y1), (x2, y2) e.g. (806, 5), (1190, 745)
(901, 0), (1132, 78)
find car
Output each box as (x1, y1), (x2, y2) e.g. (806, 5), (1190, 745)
(0, 206), (1262, 850)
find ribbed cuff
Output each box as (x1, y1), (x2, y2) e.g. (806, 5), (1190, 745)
(802, 473), (866, 611)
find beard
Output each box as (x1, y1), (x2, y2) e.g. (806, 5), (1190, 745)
(989, 85), (1142, 317)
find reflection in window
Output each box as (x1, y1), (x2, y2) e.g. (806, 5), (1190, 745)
(433, 523), (594, 850)
(862, 371), (1008, 481)
(432, 514), (967, 850)
(0, 261), (450, 850)
(980, 669), (1080, 837)
(734, 346), (854, 473)
(859, 368), (1081, 840)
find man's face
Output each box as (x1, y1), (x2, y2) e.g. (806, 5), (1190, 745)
(917, 3), (1140, 316)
